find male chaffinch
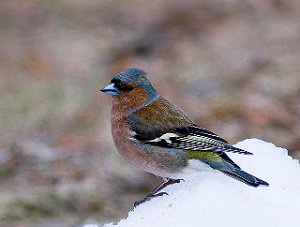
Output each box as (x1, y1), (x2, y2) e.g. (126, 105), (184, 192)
(101, 68), (269, 206)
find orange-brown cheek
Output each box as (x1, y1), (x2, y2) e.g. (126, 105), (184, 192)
(114, 87), (148, 110)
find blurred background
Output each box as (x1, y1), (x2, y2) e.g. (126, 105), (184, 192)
(0, 0), (300, 226)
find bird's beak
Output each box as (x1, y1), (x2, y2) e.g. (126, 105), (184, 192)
(100, 83), (120, 96)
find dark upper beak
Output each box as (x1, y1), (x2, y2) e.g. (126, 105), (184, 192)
(100, 83), (120, 96)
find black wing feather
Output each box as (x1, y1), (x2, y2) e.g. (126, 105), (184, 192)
(137, 125), (252, 155)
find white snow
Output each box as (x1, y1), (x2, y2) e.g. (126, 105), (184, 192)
(84, 139), (300, 227)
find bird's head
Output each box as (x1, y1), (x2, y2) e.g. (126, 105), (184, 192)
(101, 68), (159, 110)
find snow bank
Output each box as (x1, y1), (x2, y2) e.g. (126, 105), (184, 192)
(85, 139), (300, 227)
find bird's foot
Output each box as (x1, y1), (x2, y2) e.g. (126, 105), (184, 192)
(156, 178), (184, 191)
(133, 178), (184, 207)
(134, 191), (168, 207)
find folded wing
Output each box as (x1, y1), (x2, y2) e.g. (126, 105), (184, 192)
(134, 125), (252, 155)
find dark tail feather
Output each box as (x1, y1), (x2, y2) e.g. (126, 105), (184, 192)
(196, 152), (269, 187)
(222, 169), (269, 187)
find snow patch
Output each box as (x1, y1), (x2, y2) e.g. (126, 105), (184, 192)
(85, 139), (300, 227)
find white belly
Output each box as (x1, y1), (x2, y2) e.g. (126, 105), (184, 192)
(165, 159), (214, 179)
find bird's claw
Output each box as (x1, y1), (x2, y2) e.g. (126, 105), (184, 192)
(134, 191), (169, 207)
(174, 178), (185, 183)
(134, 178), (183, 207)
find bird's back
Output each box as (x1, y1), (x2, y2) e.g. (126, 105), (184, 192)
(129, 97), (194, 141)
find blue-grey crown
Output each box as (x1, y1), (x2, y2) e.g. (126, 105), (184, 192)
(113, 68), (147, 82)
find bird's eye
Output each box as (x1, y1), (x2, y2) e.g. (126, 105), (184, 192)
(124, 85), (134, 92)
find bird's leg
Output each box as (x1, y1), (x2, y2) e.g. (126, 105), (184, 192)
(153, 178), (183, 193)
(134, 178), (184, 207)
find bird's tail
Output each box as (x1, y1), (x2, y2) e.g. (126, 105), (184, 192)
(188, 151), (269, 187)
(221, 168), (269, 187)
(215, 152), (269, 187)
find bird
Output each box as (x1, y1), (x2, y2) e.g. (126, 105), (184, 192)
(100, 67), (269, 207)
